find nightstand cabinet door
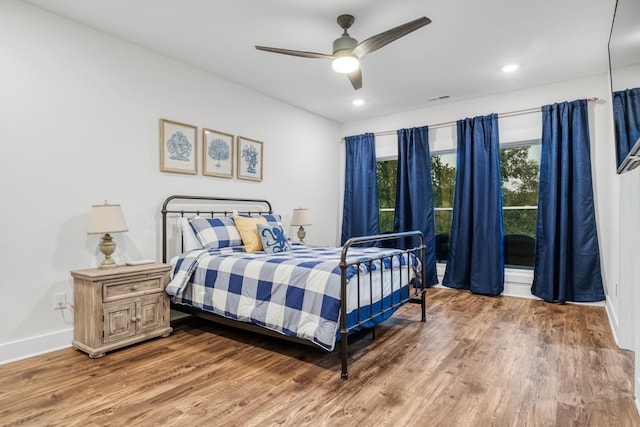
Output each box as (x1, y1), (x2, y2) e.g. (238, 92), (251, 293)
(71, 263), (173, 358)
(103, 301), (137, 344)
(138, 294), (164, 333)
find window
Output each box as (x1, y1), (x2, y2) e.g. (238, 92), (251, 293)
(376, 159), (397, 233)
(376, 141), (540, 269)
(500, 142), (540, 268)
(377, 154), (457, 237)
(431, 152), (456, 261)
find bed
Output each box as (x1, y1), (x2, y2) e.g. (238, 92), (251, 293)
(161, 195), (427, 379)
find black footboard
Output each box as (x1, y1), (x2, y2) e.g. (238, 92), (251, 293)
(339, 231), (427, 380)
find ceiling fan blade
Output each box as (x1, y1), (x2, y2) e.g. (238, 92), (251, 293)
(352, 16), (431, 57)
(348, 69), (362, 90)
(255, 45), (333, 59)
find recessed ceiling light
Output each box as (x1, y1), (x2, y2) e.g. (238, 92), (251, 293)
(502, 64), (519, 73)
(352, 99), (365, 106)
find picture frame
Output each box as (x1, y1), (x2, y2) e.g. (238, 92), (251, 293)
(159, 118), (197, 174)
(203, 128), (234, 178)
(237, 136), (263, 181)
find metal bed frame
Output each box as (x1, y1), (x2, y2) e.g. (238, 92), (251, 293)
(161, 195), (427, 380)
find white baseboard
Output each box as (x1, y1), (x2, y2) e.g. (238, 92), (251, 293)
(605, 297), (622, 348)
(0, 269), (610, 365)
(436, 264), (537, 299)
(636, 377), (640, 416)
(435, 265), (605, 307)
(0, 327), (73, 365)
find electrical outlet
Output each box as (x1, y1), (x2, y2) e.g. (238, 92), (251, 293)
(53, 292), (66, 310)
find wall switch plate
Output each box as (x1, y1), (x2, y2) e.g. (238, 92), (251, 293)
(53, 292), (66, 310)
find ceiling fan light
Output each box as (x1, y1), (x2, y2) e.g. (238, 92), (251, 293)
(332, 55), (359, 73)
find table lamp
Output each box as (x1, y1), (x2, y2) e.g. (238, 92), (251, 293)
(291, 207), (311, 244)
(88, 202), (128, 269)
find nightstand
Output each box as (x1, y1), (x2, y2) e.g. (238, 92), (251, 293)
(70, 263), (173, 358)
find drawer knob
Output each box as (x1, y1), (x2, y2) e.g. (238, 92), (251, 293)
(131, 284), (139, 290)
(131, 317), (137, 323)
(136, 315), (142, 321)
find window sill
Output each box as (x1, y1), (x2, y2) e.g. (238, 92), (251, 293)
(505, 267), (533, 285)
(436, 263), (534, 294)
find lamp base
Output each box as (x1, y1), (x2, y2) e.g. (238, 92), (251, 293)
(297, 226), (306, 244)
(98, 233), (117, 269)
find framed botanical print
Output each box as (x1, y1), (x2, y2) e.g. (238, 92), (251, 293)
(159, 119), (197, 174)
(237, 136), (263, 181)
(203, 128), (234, 178)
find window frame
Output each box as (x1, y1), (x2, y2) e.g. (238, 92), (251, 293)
(376, 156), (398, 234)
(375, 139), (541, 270)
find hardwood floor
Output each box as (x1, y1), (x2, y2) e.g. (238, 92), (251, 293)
(1, 288), (638, 426)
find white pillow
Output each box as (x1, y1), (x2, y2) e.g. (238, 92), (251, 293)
(178, 217), (203, 251)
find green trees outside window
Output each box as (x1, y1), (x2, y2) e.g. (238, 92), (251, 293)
(376, 142), (540, 267)
(377, 160), (397, 233)
(500, 145), (540, 238)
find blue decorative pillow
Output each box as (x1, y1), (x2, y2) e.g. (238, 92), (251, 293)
(189, 217), (243, 249)
(257, 224), (291, 253)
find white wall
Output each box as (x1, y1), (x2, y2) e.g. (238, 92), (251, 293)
(618, 169), (640, 406)
(0, 1), (341, 363)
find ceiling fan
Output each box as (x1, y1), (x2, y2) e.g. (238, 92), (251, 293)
(255, 14), (431, 90)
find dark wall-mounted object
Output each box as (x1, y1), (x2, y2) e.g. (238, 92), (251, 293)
(609, 0), (640, 173)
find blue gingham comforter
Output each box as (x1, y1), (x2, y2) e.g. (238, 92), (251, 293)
(166, 246), (417, 351)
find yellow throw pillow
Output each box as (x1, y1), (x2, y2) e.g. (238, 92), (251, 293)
(233, 215), (268, 252)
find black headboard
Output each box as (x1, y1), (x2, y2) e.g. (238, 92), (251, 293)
(161, 195), (273, 262)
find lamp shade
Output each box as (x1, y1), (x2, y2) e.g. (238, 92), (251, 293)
(291, 208), (311, 226)
(88, 203), (128, 234)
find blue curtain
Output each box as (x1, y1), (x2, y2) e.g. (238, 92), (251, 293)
(341, 133), (380, 245)
(443, 114), (504, 296)
(393, 126), (438, 286)
(531, 100), (605, 303)
(612, 87), (640, 166)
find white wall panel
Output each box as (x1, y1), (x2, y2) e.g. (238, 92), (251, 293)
(0, 0), (340, 362)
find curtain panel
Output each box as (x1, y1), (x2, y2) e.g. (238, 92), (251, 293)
(341, 133), (380, 246)
(394, 126), (438, 286)
(443, 114), (504, 296)
(612, 87), (640, 165)
(531, 100), (605, 303)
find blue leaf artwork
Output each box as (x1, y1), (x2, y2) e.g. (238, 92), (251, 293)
(166, 131), (192, 162)
(208, 139), (230, 167)
(242, 144), (259, 174)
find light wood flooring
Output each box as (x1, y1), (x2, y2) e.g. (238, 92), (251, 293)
(1, 288), (638, 426)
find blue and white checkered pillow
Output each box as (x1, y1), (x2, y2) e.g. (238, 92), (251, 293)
(189, 217), (243, 249)
(262, 214), (284, 227)
(235, 213), (282, 226)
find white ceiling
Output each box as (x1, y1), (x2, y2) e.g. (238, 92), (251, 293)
(22, 0), (616, 123)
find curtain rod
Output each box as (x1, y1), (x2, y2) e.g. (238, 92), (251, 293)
(344, 97), (600, 139)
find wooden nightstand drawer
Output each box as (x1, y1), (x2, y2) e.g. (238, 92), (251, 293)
(103, 277), (163, 302)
